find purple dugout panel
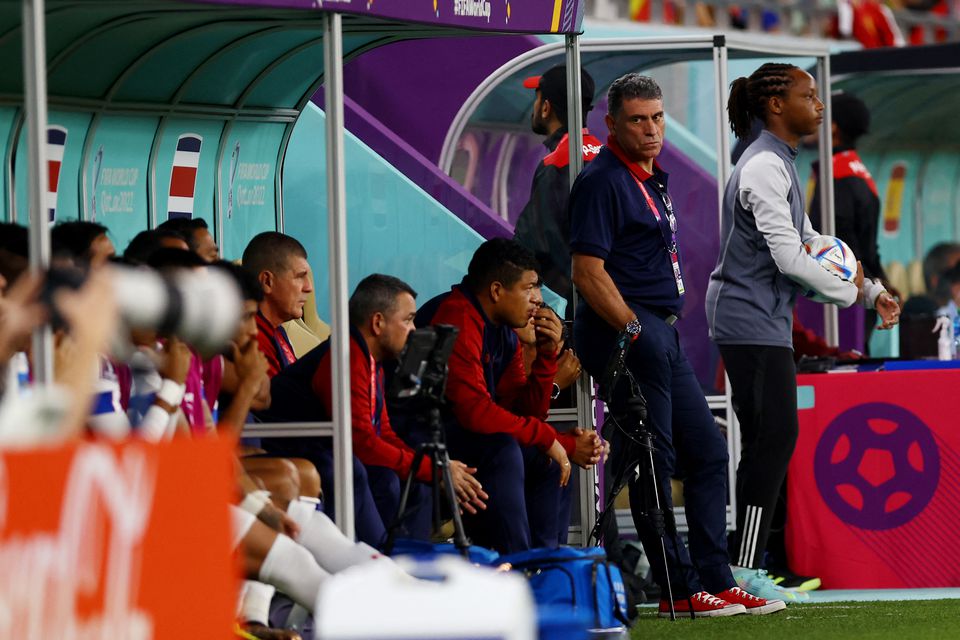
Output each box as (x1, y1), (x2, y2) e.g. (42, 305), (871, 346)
(185, 0), (584, 34)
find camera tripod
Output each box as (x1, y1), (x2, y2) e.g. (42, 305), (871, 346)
(591, 370), (694, 621)
(383, 399), (471, 556)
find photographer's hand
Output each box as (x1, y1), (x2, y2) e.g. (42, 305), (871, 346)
(447, 460), (488, 515)
(51, 269), (118, 439)
(533, 306), (564, 357)
(545, 439), (572, 487)
(158, 336), (192, 385)
(0, 271), (46, 364)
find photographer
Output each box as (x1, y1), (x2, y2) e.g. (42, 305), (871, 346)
(0, 266), (118, 444)
(421, 238), (602, 554)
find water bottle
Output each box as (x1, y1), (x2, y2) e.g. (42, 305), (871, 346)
(953, 314), (960, 359)
(936, 316), (952, 361)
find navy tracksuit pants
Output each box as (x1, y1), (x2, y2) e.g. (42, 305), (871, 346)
(445, 427), (573, 555)
(575, 303), (735, 598)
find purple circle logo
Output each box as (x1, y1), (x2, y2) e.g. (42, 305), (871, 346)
(814, 402), (939, 530)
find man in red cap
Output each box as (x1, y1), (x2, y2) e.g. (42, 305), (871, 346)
(514, 65), (602, 315)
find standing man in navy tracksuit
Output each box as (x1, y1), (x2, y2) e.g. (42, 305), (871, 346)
(571, 73), (779, 617)
(514, 64), (602, 314)
(419, 238), (603, 554)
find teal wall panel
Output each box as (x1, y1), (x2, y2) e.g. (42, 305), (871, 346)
(13, 111), (92, 225)
(871, 151), (924, 266)
(0, 107), (16, 221)
(283, 103), (486, 321)
(915, 152), (960, 256)
(12, 111), (92, 225)
(81, 115), (158, 251)
(218, 122), (286, 261)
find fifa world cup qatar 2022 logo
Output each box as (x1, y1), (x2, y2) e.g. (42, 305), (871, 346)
(814, 402), (940, 530)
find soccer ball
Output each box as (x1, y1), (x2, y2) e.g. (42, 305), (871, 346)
(801, 235), (857, 302)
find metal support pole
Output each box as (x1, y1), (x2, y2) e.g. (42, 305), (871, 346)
(713, 37), (732, 192)
(565, 36), (584, 181)
(816, 54), (839, 347)
(713, 37), (738, 530)
(23, 0), (53, 384)
(565, 34), (597, 545)
(323, 12), (354, 539)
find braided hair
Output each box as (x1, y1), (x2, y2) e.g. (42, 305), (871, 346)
(728, 63), (800, 140)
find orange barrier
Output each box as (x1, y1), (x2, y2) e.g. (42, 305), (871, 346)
(0, 438), (237, 638)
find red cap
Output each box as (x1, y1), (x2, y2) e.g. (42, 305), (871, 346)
(522, 75), (542, 90)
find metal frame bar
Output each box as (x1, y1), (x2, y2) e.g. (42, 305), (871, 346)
(711, 37), (737, 530)
(4, 106), (24, 220)
(23, 0), (53, 384)
(816, 54), (840, 347)
(242, 422), (334, 438)
(323, 12), (353, 539)
(565, 33), (598, 544)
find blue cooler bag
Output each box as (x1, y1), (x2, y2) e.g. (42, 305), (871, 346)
(388, 538), (501, 566)
(500, 547), (630, 631)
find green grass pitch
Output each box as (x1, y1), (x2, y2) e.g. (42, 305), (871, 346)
(629, 600), (960, 640)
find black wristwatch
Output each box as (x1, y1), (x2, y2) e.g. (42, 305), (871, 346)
(624, 318), (641, 337)
(551, 383), (561, 400)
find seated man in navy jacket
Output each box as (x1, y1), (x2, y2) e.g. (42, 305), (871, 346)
(419, 238), (603, 553)
(267, 274), (487, 543)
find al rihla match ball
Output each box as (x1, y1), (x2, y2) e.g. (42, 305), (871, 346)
(802, 235), (857, 302)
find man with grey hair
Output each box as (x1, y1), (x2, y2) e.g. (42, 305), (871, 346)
(242, 231), (314, 377)
(569, 73), (783, 617)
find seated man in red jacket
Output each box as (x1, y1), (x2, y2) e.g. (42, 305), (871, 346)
(418, 238), (603, 553)
(268, 274), (487, 541)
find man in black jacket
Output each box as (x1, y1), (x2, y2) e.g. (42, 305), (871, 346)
(513, 65), (602, 315)
(809, 92), (899, 347)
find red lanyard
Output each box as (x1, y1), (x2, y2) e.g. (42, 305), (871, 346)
(369, 353), (381, 434)
(274, 326), (297, 369)
(626, 171), (678, 255)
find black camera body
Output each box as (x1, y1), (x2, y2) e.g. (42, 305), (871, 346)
(388, 325), (458, 402)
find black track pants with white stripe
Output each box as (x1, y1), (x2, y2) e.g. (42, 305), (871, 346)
(719, 344), (799, 570)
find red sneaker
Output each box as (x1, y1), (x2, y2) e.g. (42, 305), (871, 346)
(658, 590), (747, 618)
(715, 586), (787, 615)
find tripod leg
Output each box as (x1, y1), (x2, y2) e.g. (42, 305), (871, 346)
(432, 446), (443, 532)
(384, 447), (427, 554)
(437, 446), (471, 556)
(590, 450), (638, 545)
(640, 437), (697, 620)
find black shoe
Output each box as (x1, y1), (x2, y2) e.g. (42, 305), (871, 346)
(766, 566), (821, 591)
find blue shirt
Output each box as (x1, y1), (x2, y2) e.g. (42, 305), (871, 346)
(569, 145), (684, 315)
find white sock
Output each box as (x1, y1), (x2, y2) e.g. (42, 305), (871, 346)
(258, 534), (329, 613)
(230, 505), (257, 550)
(238, 580), (275, 626)
(287, 497), (398, 574)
